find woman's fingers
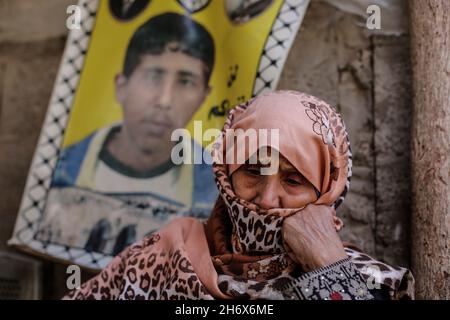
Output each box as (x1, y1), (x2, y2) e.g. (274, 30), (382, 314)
(281, 236), (301, 264)
(333, 216), (344, 232)
(281, 204), (347, 272)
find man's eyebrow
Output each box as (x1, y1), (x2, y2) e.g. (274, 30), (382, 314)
(178, 70), (201, 79)
(143, 67), (165, 74)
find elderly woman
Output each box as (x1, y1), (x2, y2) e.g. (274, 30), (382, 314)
(64, 91), (414, 300)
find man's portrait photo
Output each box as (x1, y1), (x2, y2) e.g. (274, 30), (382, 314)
(51, 12), (218, 212)
(36, 12), (219, 256)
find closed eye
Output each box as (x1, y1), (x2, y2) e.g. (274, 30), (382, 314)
(244, 166), (260, 176)
(284, 173), (304, 186)
(286, 178), (303, 186)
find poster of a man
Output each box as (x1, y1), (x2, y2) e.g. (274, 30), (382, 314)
(10, 0), (311, 270)
(51, 12), (218, 212)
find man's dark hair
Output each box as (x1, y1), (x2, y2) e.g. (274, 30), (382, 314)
(123, 12), (215, 86)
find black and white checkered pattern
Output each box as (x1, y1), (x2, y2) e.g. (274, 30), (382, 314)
(252, 0), (309, 96)
(7, 0), (110, 269)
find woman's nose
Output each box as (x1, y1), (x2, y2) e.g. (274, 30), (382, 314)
(255, 178), (281, 210)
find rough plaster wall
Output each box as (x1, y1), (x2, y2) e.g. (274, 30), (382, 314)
(373, 35), (411, 267)
(278, 0), (411, 267)
(0, 0), (411, 298)
(321, 0), (408, 36)
(278, 0), (377, 258)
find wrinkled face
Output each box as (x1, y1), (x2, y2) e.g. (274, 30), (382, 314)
(231, 148), (318, 209)
(115, 49), (210, 154)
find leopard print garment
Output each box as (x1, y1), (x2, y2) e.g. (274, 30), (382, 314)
(63, 218), (413, 300)
(206, 197), (414, 300)
(64, 218), (220, 300)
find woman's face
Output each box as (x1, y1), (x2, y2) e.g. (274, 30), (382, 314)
(231, 149), (318, 209)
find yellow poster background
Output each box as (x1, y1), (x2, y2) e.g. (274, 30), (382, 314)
(63, 0), (283, 148)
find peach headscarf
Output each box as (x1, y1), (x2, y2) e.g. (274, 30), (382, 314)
(213, 90), (352, 211)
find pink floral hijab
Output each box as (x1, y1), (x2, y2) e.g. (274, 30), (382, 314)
(211, 90), (352, 255)
(215, 90), (352, 206)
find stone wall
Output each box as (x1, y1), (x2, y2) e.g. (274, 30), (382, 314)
(0, 0), (412, 298)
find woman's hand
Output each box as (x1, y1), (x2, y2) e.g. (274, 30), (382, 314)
(282, 204), (347, 272)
